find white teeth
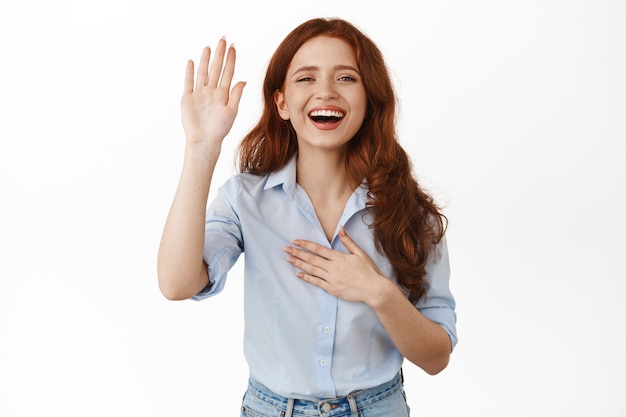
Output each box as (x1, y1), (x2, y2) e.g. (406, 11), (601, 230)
(309, 109), (344, 118)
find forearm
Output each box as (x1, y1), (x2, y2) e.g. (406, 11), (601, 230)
(157, 143), (220, 300)
(368, 279), (452, 375)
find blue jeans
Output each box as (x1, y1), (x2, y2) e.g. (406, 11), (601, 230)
(240, 372), (410, 417)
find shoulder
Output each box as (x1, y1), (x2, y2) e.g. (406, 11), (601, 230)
(218, 172), (271, 199)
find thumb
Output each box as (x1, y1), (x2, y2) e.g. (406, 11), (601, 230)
(228, 81), (246, 111)
(338, 226), (363, 255)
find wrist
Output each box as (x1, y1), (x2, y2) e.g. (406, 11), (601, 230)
(366, 275), (398, 311)
(184, 141), (221, 162)
(180, 142), (222, 186)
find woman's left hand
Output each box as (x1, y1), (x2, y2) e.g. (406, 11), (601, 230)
(284, 226), (386, 304)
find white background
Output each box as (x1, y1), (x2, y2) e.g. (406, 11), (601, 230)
(1, 0), (625, 416)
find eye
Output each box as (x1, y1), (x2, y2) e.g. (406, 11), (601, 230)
(338, 75), (358, 82)
(296, 76), (315, 82)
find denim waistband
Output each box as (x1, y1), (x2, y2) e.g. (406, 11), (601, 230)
(244, 371), (404, 416)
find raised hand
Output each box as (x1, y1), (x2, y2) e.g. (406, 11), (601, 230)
(181, 37), (246, 147)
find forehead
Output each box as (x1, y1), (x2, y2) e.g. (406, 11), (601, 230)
(289, 36), (357, 68)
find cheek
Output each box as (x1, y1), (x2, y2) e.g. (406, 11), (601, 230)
(351, 90), (368, 118)
(353, 100), (368, 124)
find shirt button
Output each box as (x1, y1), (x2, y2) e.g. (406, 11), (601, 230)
(323, 326), (330, 334)
(320, 358), (327, 366)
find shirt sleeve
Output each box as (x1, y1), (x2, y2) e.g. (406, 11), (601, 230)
(415, 236), (458, 350)
(192, 177), (244, 301)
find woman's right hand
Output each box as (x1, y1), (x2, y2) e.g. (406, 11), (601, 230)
(181, 37), (246, 147)
(158, 38), (245, 301)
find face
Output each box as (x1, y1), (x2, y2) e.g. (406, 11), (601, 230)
(274, 36), (367, 154)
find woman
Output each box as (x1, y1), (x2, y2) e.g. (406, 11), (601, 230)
(158, 17), (457, 417)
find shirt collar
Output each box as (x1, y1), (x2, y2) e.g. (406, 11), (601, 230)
(264, 156), (298, 196)
(264, 155), (370, 205)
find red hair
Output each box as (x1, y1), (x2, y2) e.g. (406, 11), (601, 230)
(237, 18), (446, 303)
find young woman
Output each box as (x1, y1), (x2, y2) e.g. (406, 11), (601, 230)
(158, 17), (457, 417)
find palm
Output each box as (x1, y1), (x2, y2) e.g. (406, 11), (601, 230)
(181, 38), (245, 145)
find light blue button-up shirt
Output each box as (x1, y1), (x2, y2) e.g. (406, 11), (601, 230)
(194, 157), (457, 400)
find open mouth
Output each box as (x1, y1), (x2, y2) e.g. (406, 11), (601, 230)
(308, 109), (345, 124)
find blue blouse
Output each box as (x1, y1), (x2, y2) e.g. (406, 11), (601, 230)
(194, 157), (457, 400)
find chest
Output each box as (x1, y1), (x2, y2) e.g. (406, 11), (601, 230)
(309, 197), (351, 242)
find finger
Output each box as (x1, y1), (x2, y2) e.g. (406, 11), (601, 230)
(285, 246), (330, 269)
(291, 239), (336, 260)
(207, 37), (227, 87)
(338, 226), (364, 255)
(183, 59), (194, 93)
(227, 81), (246, 112)
(287, 255), (328, 278)
(219, 43), (236, 89)
(296, 271), (330, 291)
(195, 46), (211, 90)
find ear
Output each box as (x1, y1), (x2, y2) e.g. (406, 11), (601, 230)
(274, 90), (290, 120)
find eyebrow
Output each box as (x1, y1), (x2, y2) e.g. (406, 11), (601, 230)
(290, 65), (360, 77)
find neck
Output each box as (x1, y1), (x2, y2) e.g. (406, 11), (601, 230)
(295, 149), (356, 199)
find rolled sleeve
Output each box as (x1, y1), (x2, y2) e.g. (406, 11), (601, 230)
(415, 237), (458, 350)
(192, 178), (244, 301)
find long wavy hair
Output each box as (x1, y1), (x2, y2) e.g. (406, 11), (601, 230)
(237, 18), (446, 303)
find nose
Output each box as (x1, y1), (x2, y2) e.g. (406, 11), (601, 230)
(316, 79), (338, 100)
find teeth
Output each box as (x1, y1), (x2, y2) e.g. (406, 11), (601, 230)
(309, 109), (344, 118)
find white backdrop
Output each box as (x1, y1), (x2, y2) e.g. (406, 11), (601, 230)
(1, 0), (625, 416)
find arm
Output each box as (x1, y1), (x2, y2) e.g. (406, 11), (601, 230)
(157, 38), (245, 300)
(285, 226), (454, 374)
(366, 278), (452, 375)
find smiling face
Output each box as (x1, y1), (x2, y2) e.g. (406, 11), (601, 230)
(274, 36), (367, 155)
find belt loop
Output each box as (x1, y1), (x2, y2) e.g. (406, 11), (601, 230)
(348, 394), (359, 416)
(284, 398), (294, 417)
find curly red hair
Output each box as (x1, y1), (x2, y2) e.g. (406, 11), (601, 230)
(237, 18), (446, 303)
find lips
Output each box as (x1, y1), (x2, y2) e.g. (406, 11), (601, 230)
(308, 109), (345, 124)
